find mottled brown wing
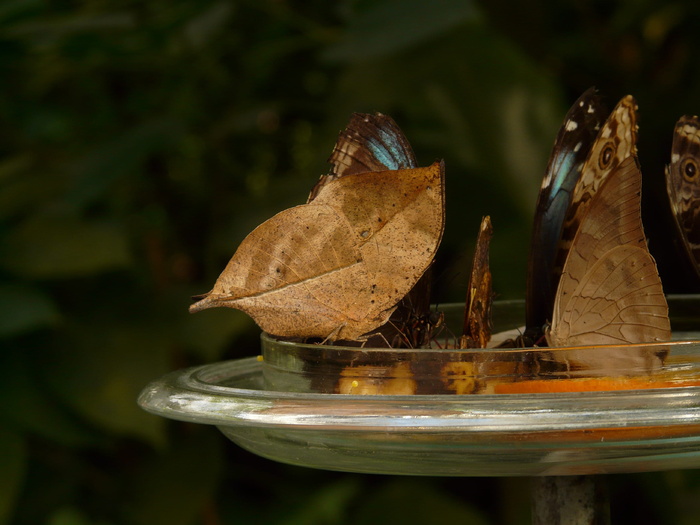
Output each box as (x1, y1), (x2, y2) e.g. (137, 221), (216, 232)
(547, 156), (670, 370)
(368, 270), (439, 349)
(460, 216), (493, 349)
(665, 115), (700, 281)
(307, 112), (438, 347)
(190, 162), (445, 341)
(190, 204), (376, 338)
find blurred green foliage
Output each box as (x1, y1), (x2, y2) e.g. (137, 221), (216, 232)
(3, 0), (700, 524)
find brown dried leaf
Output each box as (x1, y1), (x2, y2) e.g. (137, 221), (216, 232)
(190, 161), (445, 341)
(310, 112), (437, 348)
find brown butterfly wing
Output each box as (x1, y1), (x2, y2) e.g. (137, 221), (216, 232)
(551, 245), (669, 346)
(190, 162), (445, 341)
(190, 204), (379, 338)
(460, 216), (493, 349)
(547, 156), (670, 370)
(665, 115), (700, 281)
(307, 112), (439, 347)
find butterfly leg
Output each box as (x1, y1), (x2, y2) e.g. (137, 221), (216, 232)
(320, 324), (347, 345)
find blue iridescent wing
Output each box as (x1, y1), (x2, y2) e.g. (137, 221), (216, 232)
(525, 88), (608, 339)
(308, 113), (417, 201)
(329, 112), (417, 174)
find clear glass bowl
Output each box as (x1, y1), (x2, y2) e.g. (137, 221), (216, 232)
(138, 295), (700, 477)
(262, 298), (700, 395)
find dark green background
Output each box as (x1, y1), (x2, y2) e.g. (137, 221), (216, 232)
(3, 1), (700, 524)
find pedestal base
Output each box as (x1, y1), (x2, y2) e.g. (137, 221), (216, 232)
(532, 476), (609, 525)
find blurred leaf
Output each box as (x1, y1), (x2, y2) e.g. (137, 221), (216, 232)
(181, 306), (255, 362)
(0, 154), (32, 184)
(66, 119), (184, 208)
(47, 507), (94, 525)
(325, 0), (481, 61)
(0, 283), (59, 337)
(22, 107), (72, 142)
(0, 0), (41, 24)
(1, 214), (131, 279)
(4, 12), (135, 41)
(277, 477), (361, 525)
(125, 430), (223, 525)
(0, 349), (99, 446)
(0, 429), (25, 525)
(41, 321), (170, 446)
(353, 479), (489, 525)
(184, 1), (234, 49)
(0, 155), (49, 222)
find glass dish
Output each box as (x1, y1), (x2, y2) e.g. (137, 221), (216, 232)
(262, 298), (700, 395)
(138, 295), (700, 477)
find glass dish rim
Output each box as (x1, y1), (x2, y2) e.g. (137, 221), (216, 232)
(138, 356), (700, 431)
(260, 296), (700, 354)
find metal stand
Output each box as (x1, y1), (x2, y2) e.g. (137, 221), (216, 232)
(531, 475), (610, 524)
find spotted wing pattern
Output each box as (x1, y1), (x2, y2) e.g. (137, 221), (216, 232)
(665, 115), (700, 281)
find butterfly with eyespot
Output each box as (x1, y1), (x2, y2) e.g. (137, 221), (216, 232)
(525, 90), (643, 346)
(665, 115), (700, 284)
(309, 112), (442, 348)
(524, 89), (670, 373)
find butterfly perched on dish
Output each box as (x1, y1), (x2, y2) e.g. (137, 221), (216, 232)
(190, 111), (445, 343)
(523, 89), (671, 373)
(309, 112), (448, 348)
(184, 111), (444, 396)
(665, 115), (700, 286)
